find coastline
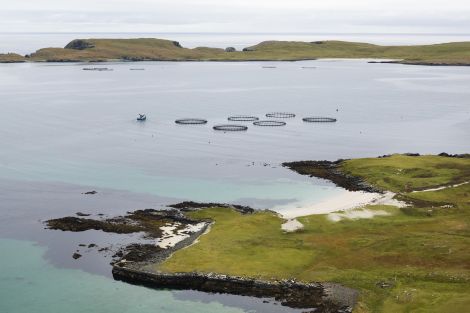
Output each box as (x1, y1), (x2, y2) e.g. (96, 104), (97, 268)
(2, 38), (470, 66)
(3, 57), (470, 66)
(112, 267), (357, 313)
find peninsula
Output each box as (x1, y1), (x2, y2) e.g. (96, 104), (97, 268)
(46, 154), (470, 313)
(1, 38), (470, 65)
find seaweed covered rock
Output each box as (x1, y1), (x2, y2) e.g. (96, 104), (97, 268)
(46, 216), (143, 233)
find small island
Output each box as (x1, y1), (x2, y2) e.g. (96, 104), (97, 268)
(46, 153), (470, 313)
(1, 38), (470, 65)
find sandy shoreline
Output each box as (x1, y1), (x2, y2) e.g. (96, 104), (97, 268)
(275, 190), (406, 219)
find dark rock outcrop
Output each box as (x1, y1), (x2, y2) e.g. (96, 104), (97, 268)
(46, 209), (202, 236)
(113, 244), (163, 263)
(168, 201), (254, 214)
(225, 47), (236, 52)
(46, 216), (143, 233)
(65, 39), (95, 50)
(438, 152), (470, 158)
(82, 190), (97, 195)
(283, 160), (381, 193)
(75, 212), (91, 216)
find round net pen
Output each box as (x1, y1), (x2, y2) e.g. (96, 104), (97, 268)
(175, 118), (208, 125)
(266, 112), (296, 118)
(253, 120), (286, 127)
(213, 124), (248, 132)
(228, 115), (259, 122)
(302, 117), (337, 123)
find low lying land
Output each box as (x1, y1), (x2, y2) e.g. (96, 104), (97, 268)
(0, 53), (26, 63)
(47, 154), (470, 313)
(2, 38), (470, 65)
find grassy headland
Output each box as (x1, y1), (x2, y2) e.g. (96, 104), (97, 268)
(159, 154), (470, 313)
(0, 53), (26, 63)
(1, 38), (470, 65)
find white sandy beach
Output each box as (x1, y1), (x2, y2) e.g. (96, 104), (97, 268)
(155, 222), (206, 249)
(275, 190), (406, 219)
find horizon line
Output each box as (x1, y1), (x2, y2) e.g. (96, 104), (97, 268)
(1, 31), (470, 36)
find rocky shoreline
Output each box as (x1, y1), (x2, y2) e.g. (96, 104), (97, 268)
(112, 267), (356, 313)
(282, 159), (381, 193)
(282, 153), (470, 193)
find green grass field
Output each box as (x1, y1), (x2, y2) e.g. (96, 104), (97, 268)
(158, 154), (470, 313)
(341, 155), (470, 194)
(2, 38), (470, 64)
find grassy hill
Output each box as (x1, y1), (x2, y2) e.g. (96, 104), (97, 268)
(28, 38), (226, 62)
(1, 38), (469, 65)
(242, 40), (470, 65)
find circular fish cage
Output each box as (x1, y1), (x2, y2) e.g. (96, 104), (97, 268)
(175, 118), (208, 125)
(253, 120), (286, 127)
(266, 112), (296, 118)
(302, 117), (337, 123)
(227, 115), (259, 122)
(213, 124), (248, 132)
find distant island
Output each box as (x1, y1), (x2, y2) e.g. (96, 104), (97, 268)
(1, 38), (470, 65)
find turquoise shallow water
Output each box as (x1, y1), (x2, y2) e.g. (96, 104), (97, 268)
(0, 239), (231, 313)
(0, 239), (305, 313)
(0, 160), (340, 206)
